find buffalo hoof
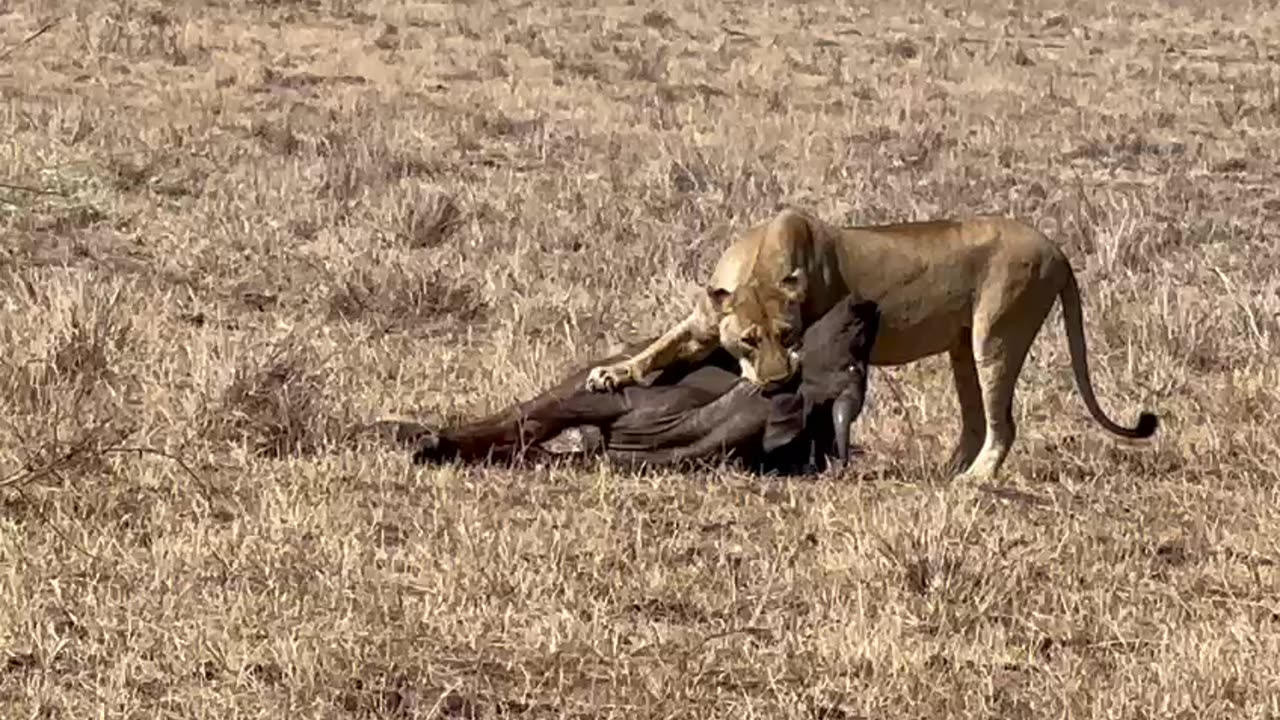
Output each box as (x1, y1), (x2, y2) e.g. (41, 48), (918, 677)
(411, 430), (458, 465)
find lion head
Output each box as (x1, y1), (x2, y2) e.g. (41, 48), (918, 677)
(705, 270), (807, 388)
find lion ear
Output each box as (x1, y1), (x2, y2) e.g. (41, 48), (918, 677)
(778, 268), (806, 301)
(706, 286), (734, 313)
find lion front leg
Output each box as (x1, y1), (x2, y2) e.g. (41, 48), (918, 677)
(585, 312), (718, 392)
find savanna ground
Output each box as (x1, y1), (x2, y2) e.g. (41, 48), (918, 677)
(2, 0), (1279, 717)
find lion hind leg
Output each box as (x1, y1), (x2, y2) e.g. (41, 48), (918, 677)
(956, 291), (1055, 483)
(955, 340), (1031, 482)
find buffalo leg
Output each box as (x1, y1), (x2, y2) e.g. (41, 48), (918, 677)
(413, 380), (635, 465)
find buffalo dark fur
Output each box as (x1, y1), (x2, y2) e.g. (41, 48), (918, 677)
(410, 298), (880, 473)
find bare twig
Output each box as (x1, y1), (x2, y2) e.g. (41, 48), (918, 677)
(104, 444), (220, 507)
(0, 421), (117, 489)
(104, 445), (201, 482)
(10, 482), (103, 562)
(0, 17), (61, 63)
(1, 422), (221, 515)
(0, 180), (68, 197)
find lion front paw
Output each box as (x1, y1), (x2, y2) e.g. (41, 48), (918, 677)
(585, 363), (634, 392)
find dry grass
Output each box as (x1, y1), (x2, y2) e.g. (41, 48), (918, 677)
(2, 0), (1280, 717)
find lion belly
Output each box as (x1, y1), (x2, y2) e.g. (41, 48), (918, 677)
(825, 237), (984, 366)
(850, 281), (976, 365)
(866, 313), (969, 365)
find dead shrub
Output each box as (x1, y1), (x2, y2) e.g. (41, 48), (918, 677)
(54, 306), (130, 388)
(250, 118), (301, 155)
(395, 184), (461, 249)
(315, 123), (435, 185)
(202, 339), (347, 458)
(0, 280), (140, 490)
(327, 256), (487, 330)
(0, 279), (135, 419)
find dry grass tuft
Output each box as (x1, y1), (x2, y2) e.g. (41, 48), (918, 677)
(394, 183), (462, 249)
(326, 252), (487, 329)
(1, 277), (137, 425)
(202, 338), (347, 458)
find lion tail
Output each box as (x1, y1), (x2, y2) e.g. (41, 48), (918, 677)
(1057, 266), (1159, 439)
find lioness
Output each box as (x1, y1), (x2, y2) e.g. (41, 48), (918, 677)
(585, 207), (1158, 482)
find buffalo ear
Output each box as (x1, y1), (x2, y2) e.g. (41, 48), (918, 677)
(778, 268), (806, 301)
(706, 286), (734, 313)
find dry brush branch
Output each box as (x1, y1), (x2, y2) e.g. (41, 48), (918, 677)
(0, 17), (61, 62)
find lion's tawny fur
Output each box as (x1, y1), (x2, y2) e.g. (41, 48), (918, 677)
(585, 207), (1158, 481)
